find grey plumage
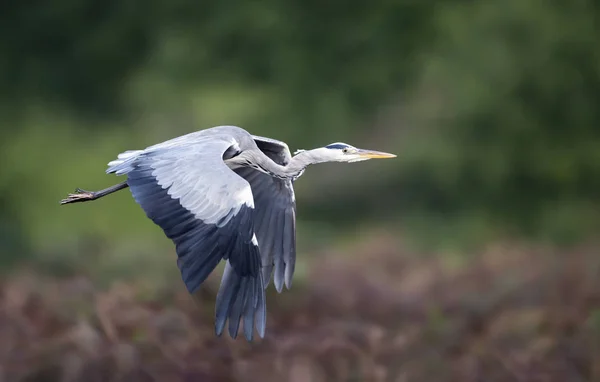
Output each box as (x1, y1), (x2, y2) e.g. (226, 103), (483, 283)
(107, 126), (267, 340)
(62, 125), (395, 341)
(233, 137), (297, 292)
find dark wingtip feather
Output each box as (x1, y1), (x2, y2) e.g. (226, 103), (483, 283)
(273, 259), (285, 293)
(283, 207), (296, 290)
(284, 274), (293, 290)
(255, 274), (267, 338)
(215, 261), (267, 341)
(261, 264), (273, 289)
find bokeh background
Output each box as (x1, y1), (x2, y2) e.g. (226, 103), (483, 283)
(1, 1), (599, 381)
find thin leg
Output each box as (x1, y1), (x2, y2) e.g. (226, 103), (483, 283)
(60, 181), (129, 205)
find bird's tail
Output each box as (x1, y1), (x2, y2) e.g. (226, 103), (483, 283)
(212, 261), (266, 341)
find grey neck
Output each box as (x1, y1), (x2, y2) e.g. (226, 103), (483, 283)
(226, 149), (326, 180)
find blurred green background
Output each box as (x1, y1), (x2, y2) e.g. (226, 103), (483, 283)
(2, 0), (598, 270)
(0, 0), (599, 380)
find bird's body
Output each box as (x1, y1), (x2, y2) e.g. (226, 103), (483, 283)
(61, 125), (395, 341)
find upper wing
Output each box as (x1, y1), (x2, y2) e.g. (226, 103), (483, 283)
(251, 135), (293, 165)
(106, 133), (266, 341)
(234, 136), (297, 293)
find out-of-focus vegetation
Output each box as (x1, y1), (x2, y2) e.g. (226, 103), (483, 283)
(2, 238), (600, 381)
(0, 0), (599, 380)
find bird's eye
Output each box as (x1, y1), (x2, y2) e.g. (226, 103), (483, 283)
(342, 148), (350, 154)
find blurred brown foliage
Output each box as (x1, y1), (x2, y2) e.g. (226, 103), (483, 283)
(1, 237), (599, 382)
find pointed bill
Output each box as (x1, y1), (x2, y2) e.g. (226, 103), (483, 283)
(356, 149), (396, 159)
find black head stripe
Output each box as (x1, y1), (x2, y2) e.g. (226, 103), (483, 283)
(325, 143), (349, 150)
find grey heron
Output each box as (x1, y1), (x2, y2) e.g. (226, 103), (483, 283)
(61, 125), (395, 341)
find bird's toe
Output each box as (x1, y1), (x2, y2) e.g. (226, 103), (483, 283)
(60, 191), (95, 205)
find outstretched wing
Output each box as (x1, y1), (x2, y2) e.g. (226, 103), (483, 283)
(106, 131), (266, 341)
(234, 135), (297, 293)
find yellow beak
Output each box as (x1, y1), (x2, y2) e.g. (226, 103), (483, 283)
(356, 149), (397, 159)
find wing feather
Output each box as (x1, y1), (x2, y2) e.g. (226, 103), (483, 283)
(107, 128), (266, 341)
(235, 136), (298, 292)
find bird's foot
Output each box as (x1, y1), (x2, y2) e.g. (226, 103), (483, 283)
(60, 188), (96, 205)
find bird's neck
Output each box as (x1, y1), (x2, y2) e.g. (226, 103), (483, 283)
(289, 149), (327, 168)
(230, 149), (325, 180)
(283, 149), (330, 179)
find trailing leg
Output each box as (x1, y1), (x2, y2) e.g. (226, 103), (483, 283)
(60, 181), (129, 205)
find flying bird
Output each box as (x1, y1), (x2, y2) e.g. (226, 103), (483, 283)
(61, 125), (395, 341)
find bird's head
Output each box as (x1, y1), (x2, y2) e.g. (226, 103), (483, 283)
(294, 142), (396, 163)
